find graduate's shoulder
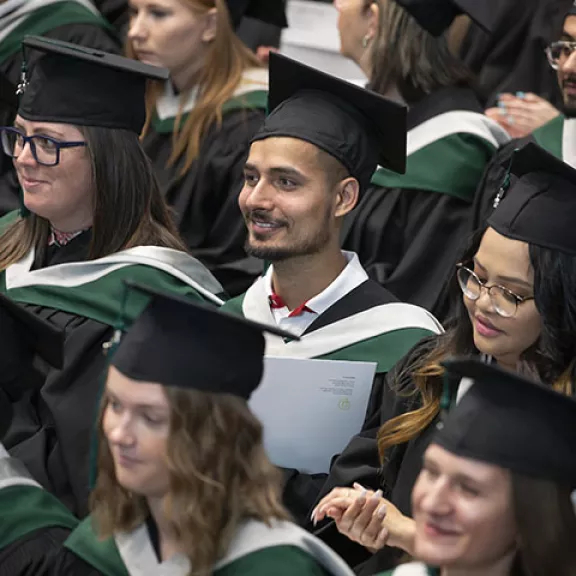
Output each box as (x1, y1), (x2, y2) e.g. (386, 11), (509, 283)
(216, 545), (334, 576)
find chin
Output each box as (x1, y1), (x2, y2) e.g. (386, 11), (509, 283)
(415, 540), (461, 568)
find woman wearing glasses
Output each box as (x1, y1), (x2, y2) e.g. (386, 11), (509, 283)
(0, 37), (224, 519)
(307, 143), (576, 574)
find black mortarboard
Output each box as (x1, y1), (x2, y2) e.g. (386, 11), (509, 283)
(0, 293), (64, 370)
(17, 36), (169, 134)
(251, 53), (406, 192)
(111, 283), (298, 399)
(488, 142), (576, 255)
(434, 359), (576, 485)
(394, 0), (495, 36)
(227, 0), (288, 30)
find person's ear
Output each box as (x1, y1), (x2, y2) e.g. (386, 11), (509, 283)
(334, 177), (360, 218)
(201, 7), (218, 43)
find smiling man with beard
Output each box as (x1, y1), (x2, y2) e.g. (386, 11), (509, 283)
(222, 52), (442, 528)
(471, 1), (576, 230)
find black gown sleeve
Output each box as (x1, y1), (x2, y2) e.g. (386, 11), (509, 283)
(342, 186), (472, 322)
(308, 337), (440, 573)
(144, 108), (266, 297)
(282, 372), (387, 527)
(4, 307), (112, 518)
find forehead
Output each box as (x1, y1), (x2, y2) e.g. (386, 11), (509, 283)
(564, 15), (576, 37)
(425, 444), (509, 485)
(14, 115), (83, 138)
(476, 228), (533, 281)
(247, 137), (324, 174)
(106, 366), (168, 408)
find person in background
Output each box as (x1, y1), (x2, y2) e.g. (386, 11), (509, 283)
(335, 0), (510, 322)
(472, 1), (576, 230)
(0, 0), (121, 214)
(372, 358), (576, 576)
(0, 36), (224, 518)
(127, 0), (287, 297)
(0, 284), (357, 576)
(223, 51), (442, 526)
(309, 142), (576, 574)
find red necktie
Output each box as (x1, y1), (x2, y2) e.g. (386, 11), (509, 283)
(269, 292), (313, 317)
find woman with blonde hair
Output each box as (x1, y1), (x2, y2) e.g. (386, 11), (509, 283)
(309, 142), (576, 574)
(128, 0), (287, 296)
(0, 284), (357, 575)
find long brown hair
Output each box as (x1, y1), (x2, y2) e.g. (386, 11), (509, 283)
(0, 125), (187, 271)
(513, 473), (576, 576)
(131, 0), (262, 175)
(91, 385), (289, 576)
(368, 0), (470, 104)
(377, 228), (575, 464)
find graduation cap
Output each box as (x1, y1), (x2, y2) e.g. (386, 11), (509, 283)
(17, 36), (169, 134)
(251, 52), (407, 193)
(227, 0), (288, 30)
(434, 358), (576, 485)
(394, 0), (495, 36)
(110, 282), (298, 400)
(488, 142), (576, 255)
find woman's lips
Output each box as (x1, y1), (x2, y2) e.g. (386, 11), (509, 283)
(474, 315), (503, 338)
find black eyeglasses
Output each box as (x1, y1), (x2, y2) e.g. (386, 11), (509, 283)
(456, 264), (534, 318)
(545, 41), (576, 70)
(0, 126), (86, 167)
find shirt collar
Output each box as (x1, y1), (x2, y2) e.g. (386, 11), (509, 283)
(264, 251), (368, 315)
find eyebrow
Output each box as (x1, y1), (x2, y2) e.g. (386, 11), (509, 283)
(13, 123), (66, 139)
(561, 33), (576, 41)
(473, 257), (533, 290)
(245, 163), (304, 178)
(106, 390), (168, 412)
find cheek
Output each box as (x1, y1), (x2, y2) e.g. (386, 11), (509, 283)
(507, 306), (541, 348)
(158, 20), (204, 64)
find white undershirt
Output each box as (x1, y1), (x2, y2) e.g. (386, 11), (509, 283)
(264, 251), (368, 337)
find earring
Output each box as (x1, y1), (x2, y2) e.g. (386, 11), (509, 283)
(362, 34), (370, 48)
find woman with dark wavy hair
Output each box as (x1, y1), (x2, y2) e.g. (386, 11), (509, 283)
(308, 143), (576, 574)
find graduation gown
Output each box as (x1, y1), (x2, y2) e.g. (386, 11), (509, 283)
(310, 337), (442, 575)
(46, 515), (357, 576)
(459, 0), (572, 108)
(0, 0), (120, 216)
(469, 114), (568, 234)
(341, 87), (510, 322)
(142, 70), (269, 297)
(0, 445), (79, 576)
(223, 275), (442, 526)
(0, 211), (225, 518)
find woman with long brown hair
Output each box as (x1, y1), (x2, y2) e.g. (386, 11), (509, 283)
(0, 36), (224, 519)
(127, 0), (287, 296)
(308, 142), (576, 574)
(334, 0), (509, 321)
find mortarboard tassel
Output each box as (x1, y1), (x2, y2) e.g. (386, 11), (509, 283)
(492, 150), (518, 209)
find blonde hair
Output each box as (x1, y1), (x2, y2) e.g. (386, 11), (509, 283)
(91, 386), (289, 576)
(128, 0), (262, 175)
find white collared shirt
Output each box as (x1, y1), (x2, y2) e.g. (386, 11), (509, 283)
(264, 251), (368, 337)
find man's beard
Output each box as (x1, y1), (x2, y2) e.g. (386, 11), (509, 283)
(243, 208), (332, 263)
(563, 78), (576, 117)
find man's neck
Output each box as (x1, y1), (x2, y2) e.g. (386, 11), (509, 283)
(271, 249), (348, 311)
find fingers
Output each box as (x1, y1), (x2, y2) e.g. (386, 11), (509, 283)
(357, 500), (388, 547)
(337, 490), (383, 542)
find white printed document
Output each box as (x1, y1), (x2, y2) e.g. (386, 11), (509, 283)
(248, 356), (377, 474)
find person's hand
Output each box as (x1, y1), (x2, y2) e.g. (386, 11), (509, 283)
(485, 92), (560, 138)
(255, 46), (278, 65)
(310, 483), (416, 554)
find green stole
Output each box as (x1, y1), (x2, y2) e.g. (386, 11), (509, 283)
(532, 114), (564, 159)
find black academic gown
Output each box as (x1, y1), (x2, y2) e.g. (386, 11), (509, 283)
(0, 16), (120, 216)
(143, 107), (266, 297)
(342, 87), (505, 322)
(3, 233), (112, 519)
(460, 0), (572, 108)
(309, 337), (440, 575)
